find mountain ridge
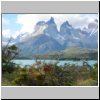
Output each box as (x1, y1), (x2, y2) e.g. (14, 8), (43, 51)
(2, 17), (98, 57)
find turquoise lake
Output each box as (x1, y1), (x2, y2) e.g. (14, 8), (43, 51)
(12, 59), (97, 67)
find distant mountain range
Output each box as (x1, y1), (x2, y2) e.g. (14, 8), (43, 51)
(2, 17), (98, 57)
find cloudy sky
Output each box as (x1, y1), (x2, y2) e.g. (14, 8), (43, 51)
(2, 14), (98, 38)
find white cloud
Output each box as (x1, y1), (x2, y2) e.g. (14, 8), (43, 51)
(2, 29), (12, 38)
(16, 14), (98, 33)
(16, 14), (38, 33)
(12, 31), (20, 38)
(2, 18), (10, 25)
(2, 29), (20, 39)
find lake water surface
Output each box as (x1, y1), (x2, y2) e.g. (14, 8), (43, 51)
(12, 59), (97, 67)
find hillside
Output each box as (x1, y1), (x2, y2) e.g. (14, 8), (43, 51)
(34, 47), (98, 60)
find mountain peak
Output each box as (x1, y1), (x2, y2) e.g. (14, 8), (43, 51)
(64, 21), (72, 27)
(47, 17), (55, 24)
(60, 20), (72, 30)
(50, 17), (54, 21)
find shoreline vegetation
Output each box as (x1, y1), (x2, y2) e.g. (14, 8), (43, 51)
(2, 44), (98, 86)
(14, 57), (98, 60)
(2, 60), (98, 86)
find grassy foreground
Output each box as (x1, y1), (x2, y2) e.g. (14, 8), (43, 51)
(2, 61), (98, 86)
